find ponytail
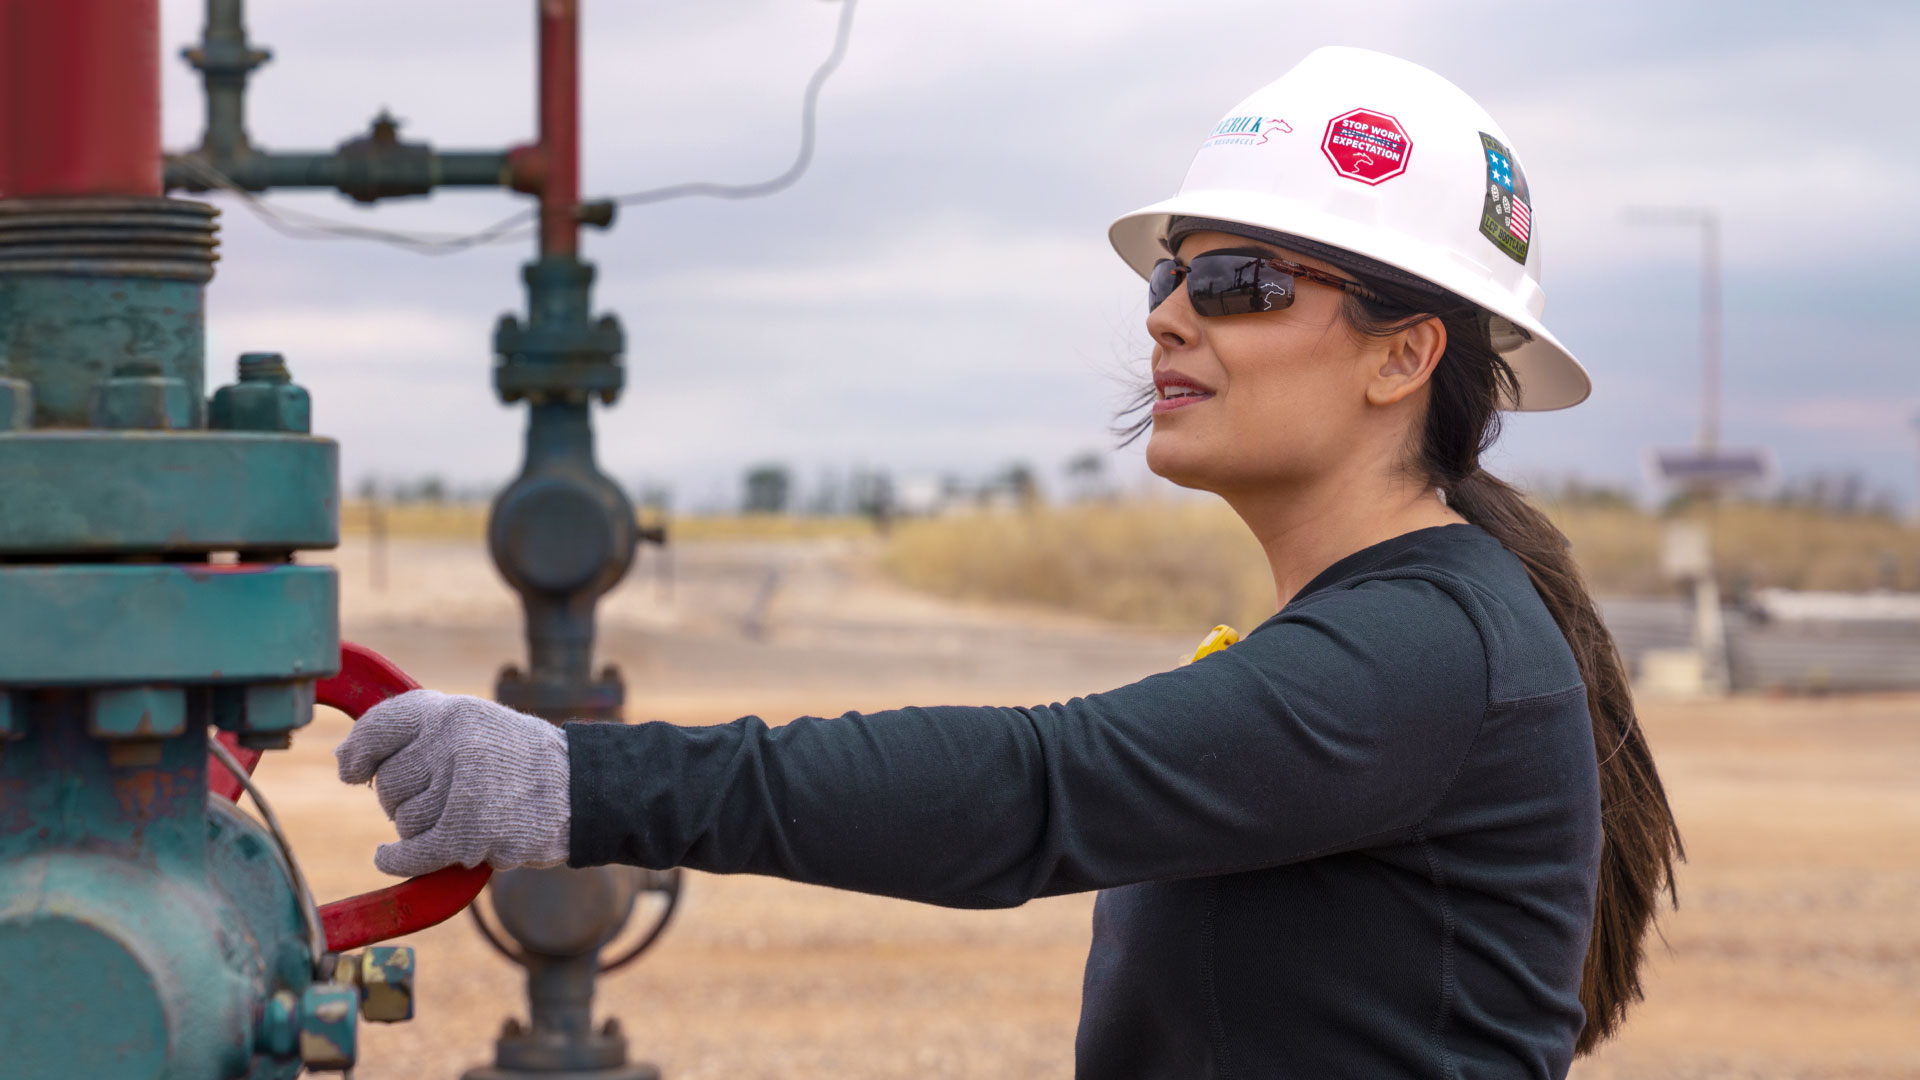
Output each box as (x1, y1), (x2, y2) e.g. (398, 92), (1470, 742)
(1445, 469), (1682, 1051)
(1339, 281), (1683, 1053)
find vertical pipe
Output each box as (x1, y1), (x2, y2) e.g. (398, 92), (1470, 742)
(0, 0), (163, 197)
(525, 953), (598, 1040)
(199, 0), (257, 160)
(537, 0), (580, 257)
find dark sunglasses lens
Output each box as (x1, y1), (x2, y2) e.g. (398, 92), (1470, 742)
(1185, 254), (1295, 316)
(1147, 259), (1183, 311)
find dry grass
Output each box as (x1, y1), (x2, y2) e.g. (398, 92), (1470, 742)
(340, 500), (487, 540)
(880, 501), (1276, 631)
(339, 501), (877, 544)
(336, 498), (1920, 630)
(881, 499), (1920, 629)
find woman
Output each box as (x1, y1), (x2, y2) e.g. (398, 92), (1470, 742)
(339, 46), (1681, 1078)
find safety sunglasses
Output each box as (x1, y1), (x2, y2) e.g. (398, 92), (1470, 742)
(1148, 251), (1369, 317)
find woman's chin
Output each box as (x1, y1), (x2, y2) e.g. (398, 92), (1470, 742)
(1144, 434), (1220, 492)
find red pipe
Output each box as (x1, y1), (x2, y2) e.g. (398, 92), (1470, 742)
(536, 0), (579, 257)
(0, 0), (162, 197)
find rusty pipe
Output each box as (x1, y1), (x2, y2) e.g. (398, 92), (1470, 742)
(0, 0), (162, 197)
(536, 0), (580, 257)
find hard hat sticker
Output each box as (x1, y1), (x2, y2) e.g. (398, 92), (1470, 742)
(1202, 115), (1292, 147)
(1478, 132), (1531, 265)
(1320, 109), (1412, 185)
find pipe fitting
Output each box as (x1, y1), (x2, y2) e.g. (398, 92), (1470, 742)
(210, 352), (311, 433)
(91, 363), (195, 431)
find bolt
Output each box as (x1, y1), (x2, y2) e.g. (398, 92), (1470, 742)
(236, 730), (293, 751)
(241, 680), (315, 737)
(297, 984), (360, 1071)
(343, 945), (416, 1023)
(209, 354), (310, 433)
(89, 686), (187, 740)
(237, 351), (292, 383)
(92, 363), (194, 430)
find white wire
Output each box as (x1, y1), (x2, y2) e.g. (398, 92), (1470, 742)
(208, 734), (330, 974)
(173, 156), (539, 254)
(607, 0), (858, 207)
(177, 0), (859, 255)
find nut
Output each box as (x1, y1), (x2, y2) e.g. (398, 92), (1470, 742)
(340, 945), (416, 1023)
(297, 984), (359, 1070)
(91, 363), (194, 430)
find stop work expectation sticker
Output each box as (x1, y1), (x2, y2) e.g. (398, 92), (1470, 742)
(1321, 109), (1412, 185)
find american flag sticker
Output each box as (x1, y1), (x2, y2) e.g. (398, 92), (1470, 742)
(1477, 132), (1531, 265)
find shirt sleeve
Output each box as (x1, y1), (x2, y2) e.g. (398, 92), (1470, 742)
(567, 573), (1491, 908)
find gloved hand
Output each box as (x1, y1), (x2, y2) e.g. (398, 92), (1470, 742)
(335, 689), (571, 877)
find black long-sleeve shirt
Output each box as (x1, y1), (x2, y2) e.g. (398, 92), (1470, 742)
(568, 524), (1603, 1078)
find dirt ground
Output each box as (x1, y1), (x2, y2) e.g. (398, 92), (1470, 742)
(255, 537), (1920, 1079)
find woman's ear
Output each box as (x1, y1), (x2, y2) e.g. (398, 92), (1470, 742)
(1365, 316), (1447, 407)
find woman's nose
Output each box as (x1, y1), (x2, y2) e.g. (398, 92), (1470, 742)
(1146, 283), (1198, 352)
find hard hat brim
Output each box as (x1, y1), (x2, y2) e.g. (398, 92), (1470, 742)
(1110, 190), (1592, 412)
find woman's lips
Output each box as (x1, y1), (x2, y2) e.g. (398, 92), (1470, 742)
(1152, 390), (1214, 414)
(1152, 373), (1216, 414)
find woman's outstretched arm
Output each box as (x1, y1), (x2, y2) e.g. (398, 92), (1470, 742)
(562, 573), (1491, 906)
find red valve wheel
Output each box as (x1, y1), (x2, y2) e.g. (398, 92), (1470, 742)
(208, 642), (494, 951)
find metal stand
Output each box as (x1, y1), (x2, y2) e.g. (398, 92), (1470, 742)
(163, 4), (679, 1073)
(474, 6), (674, 1078)
(464, 868), (677, 1080)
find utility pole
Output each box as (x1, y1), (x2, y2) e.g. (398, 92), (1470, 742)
(1626, 207), (1721, 452)
(1910, 414), (1920, 523)
(1630, 206), (1738, 695)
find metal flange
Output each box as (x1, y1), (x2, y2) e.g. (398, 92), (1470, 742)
(0, 431), (338, 553)
(0, 563), (337, 686)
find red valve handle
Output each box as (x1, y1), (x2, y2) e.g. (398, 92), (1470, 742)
(208, 642), (493, 952)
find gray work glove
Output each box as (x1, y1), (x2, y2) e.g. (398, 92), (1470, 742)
(335, 689), (571, 877)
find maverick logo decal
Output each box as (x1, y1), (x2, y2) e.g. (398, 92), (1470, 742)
(1202, 115), (1292, 147)
(1320, 108), (1411, 185)
(1478, 132), (1531, 265)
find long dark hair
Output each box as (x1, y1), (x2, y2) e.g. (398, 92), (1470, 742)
(1123, 245), (1682, 1052)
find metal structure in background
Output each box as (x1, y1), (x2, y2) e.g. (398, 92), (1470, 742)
(0, 2), (489, 1075)
(166, 3), (677, 1078)
(1629, 206), (1772, 696)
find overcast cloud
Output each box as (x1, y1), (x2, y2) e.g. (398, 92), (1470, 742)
(158, 0), (1920, 509)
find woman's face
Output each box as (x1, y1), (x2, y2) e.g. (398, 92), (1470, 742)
(1142, 231), (1422, 497)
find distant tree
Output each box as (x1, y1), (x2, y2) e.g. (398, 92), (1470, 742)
(850, 469), (895, 532)
(1064, 450), (1110, 502)
(415, 476), (447, 504)
(742, 464), (792, 515)
(999, 462), (1041, 509)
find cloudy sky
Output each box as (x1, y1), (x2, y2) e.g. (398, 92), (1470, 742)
(158, 0), (1919, 509)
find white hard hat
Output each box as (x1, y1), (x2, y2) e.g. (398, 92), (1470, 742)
(1110, 46), (1589, 411)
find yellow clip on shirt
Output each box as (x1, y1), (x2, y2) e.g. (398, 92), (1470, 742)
(1187, 624), (1240, 664)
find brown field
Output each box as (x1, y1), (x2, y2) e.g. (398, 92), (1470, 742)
(881, 499), (1920, 631)
(261, 533), (1919, 1078)
(343, 498), (1920, 630)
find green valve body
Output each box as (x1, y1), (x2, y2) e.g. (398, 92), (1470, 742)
(0, 195), (369, 1077)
